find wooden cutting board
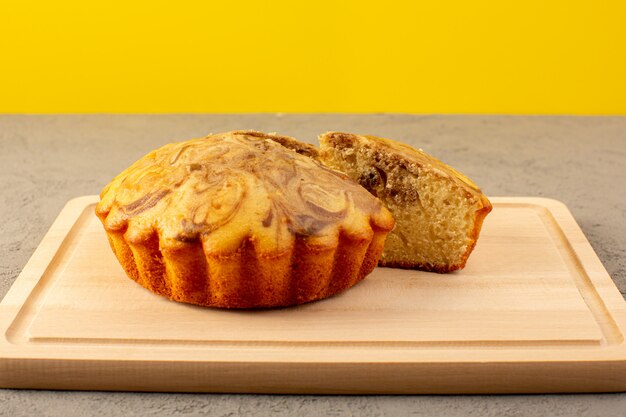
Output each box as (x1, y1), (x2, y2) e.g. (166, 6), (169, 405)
(1, 196), (625, 394)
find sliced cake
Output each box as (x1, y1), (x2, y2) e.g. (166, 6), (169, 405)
(318, 132), (492, 272)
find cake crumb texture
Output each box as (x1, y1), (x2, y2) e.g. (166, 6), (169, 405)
(319, 132), (492, 272)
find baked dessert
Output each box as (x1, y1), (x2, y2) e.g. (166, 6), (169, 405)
(96, 131), (394, 308)
(318, 132), (492, 272)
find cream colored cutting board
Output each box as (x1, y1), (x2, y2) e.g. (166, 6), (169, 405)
(1, 196), (626, 394)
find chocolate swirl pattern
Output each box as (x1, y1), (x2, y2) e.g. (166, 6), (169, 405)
(95, 131), (394, 308)
(98, 132), (392, 254)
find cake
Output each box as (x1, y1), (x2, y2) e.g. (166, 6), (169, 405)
(318, 132), (492, 272)
(96, 131), (394, 308)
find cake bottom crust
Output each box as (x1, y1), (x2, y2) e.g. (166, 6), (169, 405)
(378, 260), (462, 273)
(105, 229), (388, 309)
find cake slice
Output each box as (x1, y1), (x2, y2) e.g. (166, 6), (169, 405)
(318, 132), (492, 272)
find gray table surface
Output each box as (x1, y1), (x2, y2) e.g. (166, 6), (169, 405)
(1, 115), (625, 416)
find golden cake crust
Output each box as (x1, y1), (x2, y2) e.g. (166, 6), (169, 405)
(319, 132), (492, 273)
(96, 131), (394, 308)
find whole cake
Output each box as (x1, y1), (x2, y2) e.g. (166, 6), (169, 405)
(96, 131), (394, 308)
(319, 132), (492, 272)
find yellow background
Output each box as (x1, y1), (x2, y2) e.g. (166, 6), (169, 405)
(1, 1), (625, 114)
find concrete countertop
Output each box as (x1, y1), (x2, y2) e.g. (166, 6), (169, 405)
(1, 115), (625, 416)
